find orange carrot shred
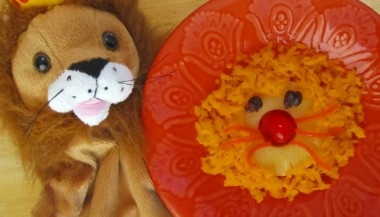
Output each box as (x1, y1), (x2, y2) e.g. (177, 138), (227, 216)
(295, 103), (340, 123)
(221, 135), (264, 149)
(296, 127), (343, 137)
(224, 124), (259, 134)
(291, 140), (332, 170)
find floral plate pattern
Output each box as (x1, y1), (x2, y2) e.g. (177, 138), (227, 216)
(142, 0), (380, 216)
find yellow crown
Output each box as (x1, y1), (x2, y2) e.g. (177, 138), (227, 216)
(13, 0), (64, 8)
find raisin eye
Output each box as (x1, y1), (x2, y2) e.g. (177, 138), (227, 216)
(284, 90), (302, 109)
(245, 96), (263, 112)
(33, 52), (51, 73)
(102, 32), (118, 50)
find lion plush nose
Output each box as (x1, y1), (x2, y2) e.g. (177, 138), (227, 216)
(69, 58), (109, 79)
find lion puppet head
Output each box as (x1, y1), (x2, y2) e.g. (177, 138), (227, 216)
(0, 0), (170, 216)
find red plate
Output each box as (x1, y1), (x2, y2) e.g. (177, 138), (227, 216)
(142, 0), (380, 216)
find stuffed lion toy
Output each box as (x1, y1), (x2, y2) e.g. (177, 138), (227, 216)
(0, 0), (170, 216)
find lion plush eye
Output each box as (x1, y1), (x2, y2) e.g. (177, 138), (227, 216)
(102, 32), (119, 50)
(33, 52), (51, 73)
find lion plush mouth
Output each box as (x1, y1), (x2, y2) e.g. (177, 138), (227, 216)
(73, 98), (112, 126)
(73, 98), (109, 116)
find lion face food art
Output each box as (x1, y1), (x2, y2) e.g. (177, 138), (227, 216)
(195, 44), (365, 202)
(0, 1), (170, 216)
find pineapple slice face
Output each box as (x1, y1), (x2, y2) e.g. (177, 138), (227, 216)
(252, 144), (310, 176)
(244, 95), (316, 176)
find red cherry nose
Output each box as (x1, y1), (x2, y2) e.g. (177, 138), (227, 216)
(258, 110), (297, 146)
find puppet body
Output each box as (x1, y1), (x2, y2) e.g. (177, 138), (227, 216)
(0, 1), (170, 216)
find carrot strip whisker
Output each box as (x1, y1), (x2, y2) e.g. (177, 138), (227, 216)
(221, 135), (264, 149)
(246, 142), (271, 168)
(296, 127), (343, 137)
(291, 140), (332, 170)
(224, 124), (259, 134)
(295, 103), (341, 123)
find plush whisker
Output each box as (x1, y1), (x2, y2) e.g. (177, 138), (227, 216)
(150, 52), (171, 69)
(118, 82), (135, 86)
(118, 79), (137, 84)
(25, 89), (64, 138)
(140, 89), (156, 113)
(130, 85), (157, 113)
(118, 69), (177, 86)
(145, 69), (176, 83)
(118, 68), (177, 114)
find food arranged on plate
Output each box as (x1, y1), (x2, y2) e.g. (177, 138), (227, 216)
(195, 43), (365, 202)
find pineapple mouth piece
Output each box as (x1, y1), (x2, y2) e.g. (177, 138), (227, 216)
(194, 43), (365, 202)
